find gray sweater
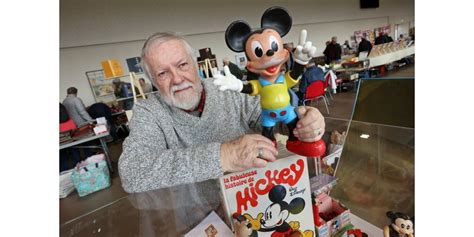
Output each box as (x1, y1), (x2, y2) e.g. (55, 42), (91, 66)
(118, 79), (262, 193)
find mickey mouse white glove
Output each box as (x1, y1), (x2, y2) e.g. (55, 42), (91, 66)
(293, 29), (318, 65)
(212, 65), (243, 92)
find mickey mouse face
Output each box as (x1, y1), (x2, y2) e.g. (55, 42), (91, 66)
(262, 203), (289, 228)
(394, 218), (414, 235)
(245, 29), (290, 78)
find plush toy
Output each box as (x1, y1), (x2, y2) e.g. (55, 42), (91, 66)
(214, 6), (325, 157)
(383, 211), (414, 237)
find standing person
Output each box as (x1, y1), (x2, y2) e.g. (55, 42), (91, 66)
(323, 36), (342, 64)
(222, 57), (244, 80)
(343, 40), (352, 50)
(358, 33), (373, 56)
(62, 87), (93, 126)
(118, 32), (325, 192)
(139, 78), (153, 94)
(375, 32), (386, 45)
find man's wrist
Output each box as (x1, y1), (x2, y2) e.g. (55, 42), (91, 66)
(220, 143), (232, 172)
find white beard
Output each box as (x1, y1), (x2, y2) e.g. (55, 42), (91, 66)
(161, 81), (203, 110)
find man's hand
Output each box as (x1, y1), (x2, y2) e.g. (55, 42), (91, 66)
(220, 134), (278, 172)
(213, 65), (243, 92)
(292, 106), (325, 142)
(293, 29), (318, 65)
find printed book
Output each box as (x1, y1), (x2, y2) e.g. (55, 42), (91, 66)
(219, 155), (315, 237)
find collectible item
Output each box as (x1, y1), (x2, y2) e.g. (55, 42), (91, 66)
(220, 155), (315, 237)
(184, 211), (233, 237)
(214, 6), (325, 158)
(383, 211), (414, 237)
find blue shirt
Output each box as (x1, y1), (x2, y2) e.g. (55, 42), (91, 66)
(299, 66), (325, 94)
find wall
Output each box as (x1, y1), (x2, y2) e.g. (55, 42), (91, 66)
(60, 0), (414, 105)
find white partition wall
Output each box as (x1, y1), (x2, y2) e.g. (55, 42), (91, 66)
(60, 0), (414, 105)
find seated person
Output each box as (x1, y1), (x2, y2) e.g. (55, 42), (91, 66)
(296, 60), (326, 105)
(118, 32), (325, 193)
(60, 103), (80, 172)
(87, 102), (117, 140)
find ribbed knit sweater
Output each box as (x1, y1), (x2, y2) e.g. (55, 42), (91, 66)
(118, 79), (262, 193)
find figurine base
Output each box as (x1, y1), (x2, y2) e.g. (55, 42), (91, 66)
(286, 139), (326, 157)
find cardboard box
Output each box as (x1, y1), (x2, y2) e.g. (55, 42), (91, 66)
(314, 193), (351, 237)
(101, 59), (124, 78)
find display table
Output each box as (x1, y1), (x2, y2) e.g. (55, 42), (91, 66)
(59, 116), (412, 236)
(368, 46), (415, 68)
(60, 129), (113, 173)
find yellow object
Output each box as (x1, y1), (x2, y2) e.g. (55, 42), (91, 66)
(101, 59), (124, 79)
(248, 72), (298, 109)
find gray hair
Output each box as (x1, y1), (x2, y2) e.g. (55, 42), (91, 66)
(140, 32), (196, 86)
(67, 87), (77, 95)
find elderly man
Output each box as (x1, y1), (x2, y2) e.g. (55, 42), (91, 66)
(118, 32), (325, 193)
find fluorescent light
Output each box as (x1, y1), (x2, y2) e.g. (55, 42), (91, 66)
(360, 134), (370, 139)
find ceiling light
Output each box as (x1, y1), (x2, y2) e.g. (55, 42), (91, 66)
(360, 134), (370, 139)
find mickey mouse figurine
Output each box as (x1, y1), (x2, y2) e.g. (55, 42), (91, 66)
(214, 6), (325, 157)
(383, 211), (414, 237)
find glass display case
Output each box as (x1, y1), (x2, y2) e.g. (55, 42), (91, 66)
(60, 77), (414, 235)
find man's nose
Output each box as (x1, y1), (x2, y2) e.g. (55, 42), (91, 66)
(170, 67), (185, 84)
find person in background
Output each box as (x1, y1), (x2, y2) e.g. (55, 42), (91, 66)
(358, 33), (373, 56)
(343, 40), (352, 50)
(113, 78), (135, 110)
(375, 32), (386, 45)
(296, 60), (326, 105)
(62, 87), (93, 126)
(323, 36), (342, 64)
(118, 32), (325, 193)
(283, 43), (295, 72)
(60, 103), (80, 172)
(222, 57), (244, 80)
(87, 102), (117, 140)
(139, 78), (153, 94)
(385, 32), (393, 42)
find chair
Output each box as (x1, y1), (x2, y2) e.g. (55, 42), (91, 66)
(323, 73), (333, 102)
(302, 80), (330, 114)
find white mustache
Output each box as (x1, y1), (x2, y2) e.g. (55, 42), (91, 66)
(171, 81), (193, 94)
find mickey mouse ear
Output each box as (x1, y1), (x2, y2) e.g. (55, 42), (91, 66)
(225, 21), (252, 52)
(261, 6), (292, 37)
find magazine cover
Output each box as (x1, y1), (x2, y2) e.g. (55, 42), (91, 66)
(220, 155), (315, 237)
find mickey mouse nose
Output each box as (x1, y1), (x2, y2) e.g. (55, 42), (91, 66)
(266, 50), (274, 56)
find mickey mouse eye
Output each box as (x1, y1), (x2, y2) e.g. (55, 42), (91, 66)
(406, 225), (410, 229)
(251, 41), (263, 57)
(401, 224), (405, 228)
(269, 35), (279, 52)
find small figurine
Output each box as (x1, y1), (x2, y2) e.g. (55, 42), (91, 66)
(214, 6), (325, 157)
(312, 194), (323, 227)
(383, 211), (414, 237)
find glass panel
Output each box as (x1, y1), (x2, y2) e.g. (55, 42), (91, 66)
(330, 77), (415, 228)
(330, 121), (414, 228)
(352, 78), (414, 128)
